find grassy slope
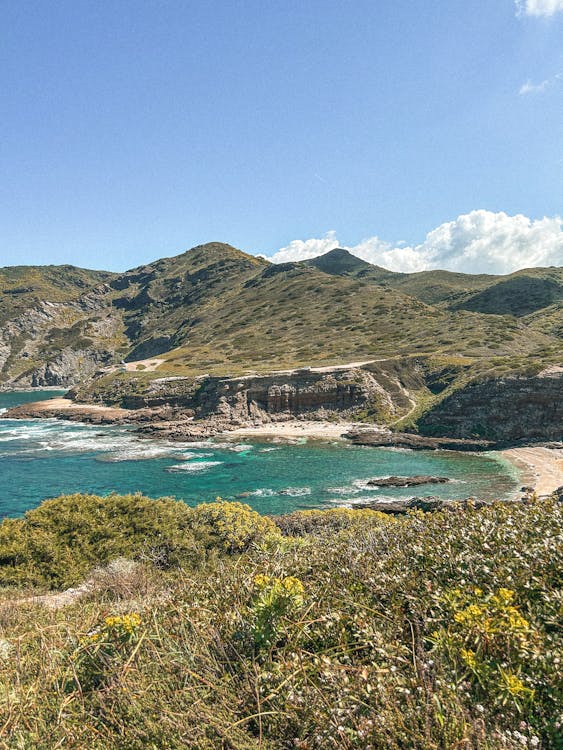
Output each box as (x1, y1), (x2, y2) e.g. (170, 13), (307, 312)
(106, 246), (555, 375)
(0, 494), (560, 749)
(0, 265), (124, 380)
(303, 249), (498, 304)
(0, 265), (116, 325)
(448, 268), (563, 316)
(386, 269), (497, 305)
(305, 249), (563, 313)
(110, 243), (268, 360)
(523, 302), (563, 339)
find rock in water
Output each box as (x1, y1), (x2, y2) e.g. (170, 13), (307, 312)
(365, 475), (450, 488)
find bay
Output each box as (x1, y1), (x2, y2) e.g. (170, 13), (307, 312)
(0, 390), (520, 518)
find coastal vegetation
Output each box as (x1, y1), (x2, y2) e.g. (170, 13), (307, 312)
(0, 265), (115, 326)
(0, 494), (561, 748)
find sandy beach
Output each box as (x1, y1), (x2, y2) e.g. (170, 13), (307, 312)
(22, 397), (124, 414)
(500, 446), (563, 497)
(224, 420), (373, 440)
(4, 397), (131, 422)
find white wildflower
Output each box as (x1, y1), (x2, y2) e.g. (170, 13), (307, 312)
(0, 639), (13, 660)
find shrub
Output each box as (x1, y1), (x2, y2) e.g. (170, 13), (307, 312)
(251, 574), (305, 650)
(275, 507), (393, 536)
(72, 611), (143, 691)
(0, 493), (198, 588)
(190, 499), (281, 552)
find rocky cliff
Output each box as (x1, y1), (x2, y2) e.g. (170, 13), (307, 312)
(75, 364), (417, 424)
(417, 368), (563, 443)
(1, 248), (561, 447)
(66, 357), (563, 445)
(0, 293), (126, 388)
(195, 366), (414, 422)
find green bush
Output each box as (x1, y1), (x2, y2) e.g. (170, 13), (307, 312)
(0, 495), (285, 589)
(190, 499), (281, 552)
(275, 507), (394, 536)
(0, 494), (197, 588)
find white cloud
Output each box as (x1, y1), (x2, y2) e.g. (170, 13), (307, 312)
(270, 230), (341, 263)
(268, 211), (563, 274)
(519, 71), (562, 94)
(516, 0), (563, 17)
(519, 78), (550, 94)
(413, 211), (563, 273)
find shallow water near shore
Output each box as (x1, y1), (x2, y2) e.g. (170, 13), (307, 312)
(0, 391), (520, 518)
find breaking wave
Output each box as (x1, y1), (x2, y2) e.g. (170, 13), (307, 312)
(166, 461), (224, 473)
(248, 486), (312, 498)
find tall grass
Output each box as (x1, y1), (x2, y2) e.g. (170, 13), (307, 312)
(0, 496), (561, 749)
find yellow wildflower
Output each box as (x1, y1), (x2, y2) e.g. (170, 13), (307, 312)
(104, 613), (142, 634)
(253, 574), (272, 588)
(506, 608), (529, 630)
(460, 648), (477, 669)
(281, 576), (305, 597)
(454, 604), (484, 624)
(496, 588), (515, 604)
(502, 672), (534, 699)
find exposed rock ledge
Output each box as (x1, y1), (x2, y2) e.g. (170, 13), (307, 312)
(3, 397), (343, 441)
(3, 398), (145, 425)
(365, 475), (450, 488)
(355, 496), (490, 514)
(344, 430), (495, 451)
(353, 495), (552, 515)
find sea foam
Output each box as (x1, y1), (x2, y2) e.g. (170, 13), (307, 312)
(166, 461), (223, 473)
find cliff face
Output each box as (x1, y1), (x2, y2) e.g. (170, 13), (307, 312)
(417, 369), (563, 443)
(26, 348), (113, 388)
(109, 366), (416, 423)
(0, 294), (126, 388)
(68, 359), (563, 445)
(198, 368), (413, 422)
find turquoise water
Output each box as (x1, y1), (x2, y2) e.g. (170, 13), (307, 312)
(0, 391), (520, 518)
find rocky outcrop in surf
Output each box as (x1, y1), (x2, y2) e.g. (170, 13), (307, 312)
(365, 476), (450, 488)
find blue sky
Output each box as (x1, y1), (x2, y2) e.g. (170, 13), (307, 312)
(1, 0), (562, 272)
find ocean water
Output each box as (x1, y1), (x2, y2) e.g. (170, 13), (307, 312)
(0, 391), (520, 518)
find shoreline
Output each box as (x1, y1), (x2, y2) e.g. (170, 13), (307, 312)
(2, 398), (561, 498)
(500, 447), (563, 497)
(1, 397), (133, 424)
(229, 423), (562, 497)
(223, 420), (371, 441)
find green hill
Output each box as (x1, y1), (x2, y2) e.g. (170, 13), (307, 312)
(305, 252), (563, 315)
(100, 244), (558, 373)
(383, 269), (497, 305)
(302, 247), (392, 278)
(448, 268), (563, 316)
(0, 246), (560, 412)
(0, 265), (116, 325)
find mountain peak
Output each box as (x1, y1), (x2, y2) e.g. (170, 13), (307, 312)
(302, 248), (388, 277)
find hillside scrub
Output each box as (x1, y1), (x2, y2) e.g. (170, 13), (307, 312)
(2, 245), (561, 389)
(0, 495), (561, 749)
(0, 495), (280, 589)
